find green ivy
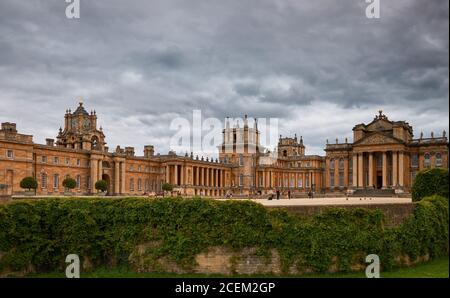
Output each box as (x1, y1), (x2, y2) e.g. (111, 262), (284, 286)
(0, 196), (448, 274)
(412, 168), (449, 202)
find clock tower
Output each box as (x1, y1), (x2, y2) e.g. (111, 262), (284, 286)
(56, 102), (106, 151)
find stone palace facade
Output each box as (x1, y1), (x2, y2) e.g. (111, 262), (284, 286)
(0, 103), (448, 197)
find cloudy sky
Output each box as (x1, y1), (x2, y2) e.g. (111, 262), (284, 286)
(0, 0), (448, 157)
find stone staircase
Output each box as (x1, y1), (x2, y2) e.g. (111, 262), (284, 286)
(350, 188), (396, 197)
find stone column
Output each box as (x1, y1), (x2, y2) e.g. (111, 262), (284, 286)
(120, 161), (126, 194)
(392, 151), (398, 187)
(90, 157), (98, 193)
(344, 158), (349, 187)
(114, 160), (120, 194)
(196, 167), (200, 186)
(398, 151), (404, 187)
(215, 169), (219, 187)
(352, 154), (358, 188)
(97, 159), (102, 182)
(368, 153), (374, 188)
(165, 165), (170, 184)
(358, 153), (364, 188)
(206, 168), (209, 187)
(174, 165), (178, 186)
(382, 152), (388, 189)
(180, 165), (184, 186)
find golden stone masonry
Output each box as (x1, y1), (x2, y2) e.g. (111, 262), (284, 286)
(0, 104), (448, 197)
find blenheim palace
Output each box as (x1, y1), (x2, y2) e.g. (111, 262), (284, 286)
(0, 103), (448, 197)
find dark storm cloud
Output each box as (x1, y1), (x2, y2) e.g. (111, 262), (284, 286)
(0, 0), (448, 155)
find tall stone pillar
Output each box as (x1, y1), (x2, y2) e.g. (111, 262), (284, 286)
(398, 151), (404, 187)
(358, 153), (364, 188)
(392, 151), (398, 187)
(90, 157), (98, 193)
(174, 165), (178, 186)
(165, 165), (170, 184)
(206, 168), (209, 187)
(215, 169), (219, 187)
(120, 161), (126, 194)
(180, 165), (184, 186)
(200, 167), (204, 186)
(196, 167), (199, 186)
(98, 159), (103, 182)
(368, 153), (374, 188)
(352, 154), (358, 188)
(382, 152), (387, 189)
(114, 160), (120, 195)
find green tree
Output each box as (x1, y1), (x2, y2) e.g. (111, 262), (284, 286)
(161, 183), (173, 196)
(95, 180), (108, 192)
(62, 177), (77, 191)
(412, 168), (449, 201)
(19, 177), (38, 191)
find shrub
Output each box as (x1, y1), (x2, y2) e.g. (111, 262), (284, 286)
(62, 177), (76, 190)
(412, 168), (449, 201)
(161, 183), (173, 192)
(0, 196), (447, 274)
(95, 180), (108, 192)
(19, 177), (38, 191)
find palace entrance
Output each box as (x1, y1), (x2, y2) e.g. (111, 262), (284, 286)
(376, 171), (382, 189)
(102, 174), (112, 195)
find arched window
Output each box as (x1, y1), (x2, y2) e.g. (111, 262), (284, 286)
(435, 153), (442, 167)
(424, 153), (431, 168)
(339, 158), (344, 170)
(329, 159), (335, 170)
(91, 136), (100, 150)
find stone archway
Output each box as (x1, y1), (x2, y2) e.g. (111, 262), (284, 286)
(102, 174), (112, 195)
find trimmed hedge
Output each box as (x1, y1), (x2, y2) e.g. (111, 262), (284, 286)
(0, 196), (448, 274)
(412, 168), (449, 202)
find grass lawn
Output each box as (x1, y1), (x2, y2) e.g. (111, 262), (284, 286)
(24, 256), (449, 278)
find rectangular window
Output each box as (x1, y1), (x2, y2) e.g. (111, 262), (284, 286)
(330, 172), (335, 188)
(76, 175), (81, 189)
(138, 178), (142, 191)
(130, 178), (134, 191)
(339, 172), (344, 187)
(6, 150), (13, 159)
(305, 174), (310, 188)
(77, 159), (81, 166)
(411, 154), (419, 167)
(138, 166), (142, 172)
(239, 155), (244, 166)
(298, 178), (303, 188)
(65, 158), (70, 165)
(54, 157), (59, 164)
(53, 174), (59, 189)
(87, 176), (91, 189)
(41, 174), (47, 188)
(42, 156), (47, 163)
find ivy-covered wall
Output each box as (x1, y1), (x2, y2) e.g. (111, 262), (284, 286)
(0, 196), (448, 275)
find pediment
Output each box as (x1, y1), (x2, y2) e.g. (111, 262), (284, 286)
(353, 132), (403, 146)
(366, 119), (393, 132)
